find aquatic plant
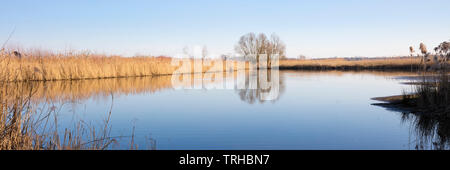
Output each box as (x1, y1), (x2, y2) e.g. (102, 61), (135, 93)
(0, 49), (238, 82)
(0, 82), (126, 150)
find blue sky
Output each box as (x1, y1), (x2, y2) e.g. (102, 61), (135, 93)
(1, 0), (449, 58)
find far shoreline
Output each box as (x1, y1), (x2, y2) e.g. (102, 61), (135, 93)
(0, 52), (439, 82)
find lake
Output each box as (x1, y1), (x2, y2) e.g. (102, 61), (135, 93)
(16, 70), (444, 150)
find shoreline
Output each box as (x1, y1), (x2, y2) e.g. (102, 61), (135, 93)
(0, 54), (439, 82)
(279, 65), (421, 71)
(0, 67), (420, 83)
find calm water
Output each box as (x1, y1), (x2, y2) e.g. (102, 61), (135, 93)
(25, 71), (443, 150)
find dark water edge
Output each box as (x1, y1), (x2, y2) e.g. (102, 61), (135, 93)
(374, 101), (450, 150)
(372, 74), (450, 150)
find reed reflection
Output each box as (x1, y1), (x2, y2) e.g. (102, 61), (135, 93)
(1, 76), (174, 103)
(3, 71), (285, 105)
(400, 111), (450, 150)
(3, 70), (414, 105)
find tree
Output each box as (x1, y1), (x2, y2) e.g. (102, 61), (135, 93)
(202, 46), (208, 59)
(235, 32), (286, 67)
(298, 55), (306, 60)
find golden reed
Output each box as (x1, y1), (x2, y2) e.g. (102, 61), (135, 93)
(0, 51), (250, 82)
(0, 50), (429, 82)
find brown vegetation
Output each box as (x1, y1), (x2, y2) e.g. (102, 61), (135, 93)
(0, 51), (245, 82)
(405, 74), (450, 113)
(0, 51), (175, 82)
(1, 50), (431, 83)
(0, 81), (122, 150)
(279, 57), (424, 70)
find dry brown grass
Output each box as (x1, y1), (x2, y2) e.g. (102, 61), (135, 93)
(2, 49), (436, 82)
(0, 67), (247, 150)
(412, 73), (450, 112)
(279, 57), (424, 70)
(0, 81), (125, 150)
(281, 70), (418, 78)
(0, 52), (175, 82)
(0, 51), (247, 82)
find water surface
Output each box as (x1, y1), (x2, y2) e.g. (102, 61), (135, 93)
(21, 70), (441, 150)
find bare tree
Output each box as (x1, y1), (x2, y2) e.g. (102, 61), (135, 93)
(235, 33), (258, 59)
(202, 46), (208, 59)
(268, 33), (286, 59)
(182, 46), (190, 58)
(235, 32), (286, 68)
(298, 55), (306, 60)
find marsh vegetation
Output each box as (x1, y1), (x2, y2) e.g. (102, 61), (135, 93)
(1, 30), (450, 150)
(371, 41), (450, 149)
(0, 80), (157, 150)
(0, 70), (420, 150)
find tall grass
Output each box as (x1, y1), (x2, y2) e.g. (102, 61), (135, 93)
(412, 73), (450, 113)
(0, 81), (127, 150)
(0, 50), (247, 82)
(399, 73), (450, 149)
(1, 49), (433, 82)
(0, 51), (176, 82)
(279, 57), (423, 70)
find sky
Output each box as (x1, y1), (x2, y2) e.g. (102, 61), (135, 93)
(1, 0), (449, 58)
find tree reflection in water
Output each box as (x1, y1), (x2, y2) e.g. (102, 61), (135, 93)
(236, 69), (285, 104)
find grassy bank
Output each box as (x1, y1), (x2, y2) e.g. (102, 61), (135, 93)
(0, 52), (243, 82)
(279, 57), (423, 70)
(1, 51), (435, 82)
(404, 74), (450, 114)
(373, 73), (450, 149)
(0, 81), (149, 150)
(373, 73), (450, 114)
(0, 52), (175, 82)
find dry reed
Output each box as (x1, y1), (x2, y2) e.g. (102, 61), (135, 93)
(0, 51), (247, 82)
(0, 81), (127, 150)
(279, 57), (424, 70)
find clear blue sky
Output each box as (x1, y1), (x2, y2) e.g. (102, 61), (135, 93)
(1, 0), (449, 58)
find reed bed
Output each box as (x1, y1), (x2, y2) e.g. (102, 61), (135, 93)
(0, 52), (175, 82)
(0, 81), (126, 150)
(1, 49), (432, 83)
(0, 51), (248, 82)
(279, 57), (423, 70)
(406, 73), (450, 113)
(398, 73), (450, 149)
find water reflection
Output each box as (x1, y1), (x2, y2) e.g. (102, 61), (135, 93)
(5, 71), (287, 104)
(400, 112), (450, 150)
(236, 69), (285, 104)
(3, 70), (432, 149)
